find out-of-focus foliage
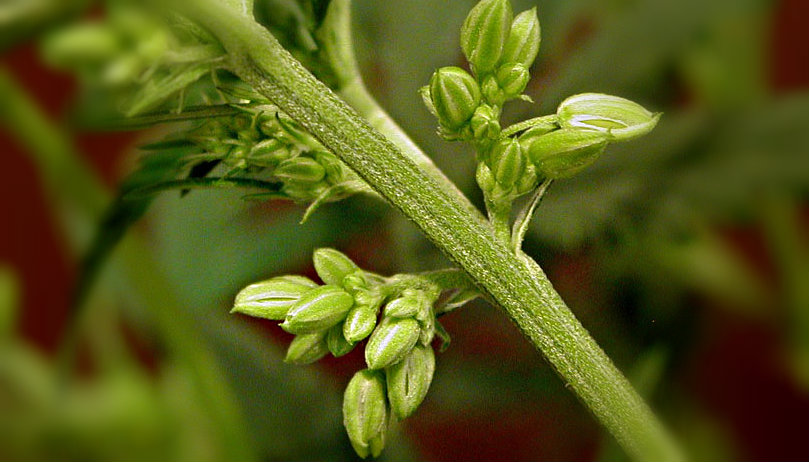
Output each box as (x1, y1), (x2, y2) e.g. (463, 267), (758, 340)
(1, 0), (808, 461)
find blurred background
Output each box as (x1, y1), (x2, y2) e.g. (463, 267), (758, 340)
(1, 0), (808, 460)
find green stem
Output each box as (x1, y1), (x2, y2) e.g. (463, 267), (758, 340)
(178, 3), (685, 461)
(320, 0), (488, 226)
(511, 178), (553, 253)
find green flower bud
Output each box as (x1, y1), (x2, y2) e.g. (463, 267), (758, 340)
(526, 129), (609, 179)
(249, 138), (288, 168)
(514, 163), (539, 195)
(429, 67), (481, 131)
(517, 122), (558, 150)
(501, 8), (541, 68)
(495, 62), (529, 99)
(281, 285), (354, 334)
(315, 151), (345, 183)
(490, 138), (526, 190)
(476, 161), (497, 197)
(327, 322), (355, 357)
(343, 304), (379, 343)
(232, 275), (318, 320)
(469, 104), (501, 141)
(557, 93), (660, 142)
(285, 331), (329, 364)
(365, 317), (420, 370)
(461, 0), (513, 75)
(386, 344), (435, 419)
(481, 74), (504, 106)
(274, 157), (326, 184)
(343, 370), (389, 459)
(313, 248), (359, 286)
(384, 296), (421, 319)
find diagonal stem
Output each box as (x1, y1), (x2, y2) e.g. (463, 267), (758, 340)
(174, 2), (686, 461)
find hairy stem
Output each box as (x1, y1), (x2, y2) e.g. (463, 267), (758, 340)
(177, 3), (685, 461)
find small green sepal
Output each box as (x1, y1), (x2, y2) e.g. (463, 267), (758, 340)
(429, 67), (481, 132)
(501, 8), (541, 68)
(285, 331), (329, 364)
(526, 128), (609, 179)
(313, 248), (359, 286)
(232, 275), (318, 320)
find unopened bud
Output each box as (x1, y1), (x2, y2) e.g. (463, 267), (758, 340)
(284, 331), (329, 364)
(365, 317), (420, 370)
(501, 8), (541, 68)
(281, 285), (354, 334)
(313, 248), (358, 286)
(343, 304), (379, 343)
(386, 344), (435, 419)
(274, 157), (326, 184)
(232, 275), (318, 320)
(557, 93), (660, 142)
(495, 62), (529, 99)
(470, 104), (501, 141)
(327, 322), (355, 357)
(526, 128), (609, 179)
(461, 0), (513, 75)
(343, 370), (389, 459)
(384, 296), (421, 319)
(490, 138), (526, 189)
(249, 138), (289, 168)
(429, 67), (481, 131)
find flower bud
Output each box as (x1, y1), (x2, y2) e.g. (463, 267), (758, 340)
(384, 296), (421, 319)
(501, 8), (541, 68)
(232, 275), (318, 320)
(343, 370), (389, 459)
(470, 104), (501, 141)
(526, 129), (609, 179)
(386, 344), (435, 419)
(490, 138), (526, 190)
(365, 317), (420, 370)
(514, 163), (539, 195)
(284, 331), (329, 364)
(517, 122), (558, 150)
(313, 248), (359, 286)
(461, 0), (513, 75)
(481, 74), (504, 106)
(249, 138), (289, 168)
(476, 162), (497, 197)
(343, 304), (379, 343)
(274, 157), (326, 184)
(495, 62), (529, 99)
(315, 151), (345, 183)
(557, 93), (660, 142)
(281, 285), (354, 334)
(327, 322), (355, 357)
(429, 67), (481, 131)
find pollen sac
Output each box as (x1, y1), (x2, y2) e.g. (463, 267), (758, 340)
(501, 7), (541, 69)
(429, 67), (481, 132)
(461, 0), (513, 75)
(281, 285), (354, 334)
(343, 370), (389, 459)
(284, 331), (329, 364)
(365, 317), (421, 370)
(557, 93), (660, 142)
(232, 275), (318, 320)
(386, 344), (436, 420)
(313, 248), (359, 286)
(526, 128), (609, 179)
(343, 303), (379, 343)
